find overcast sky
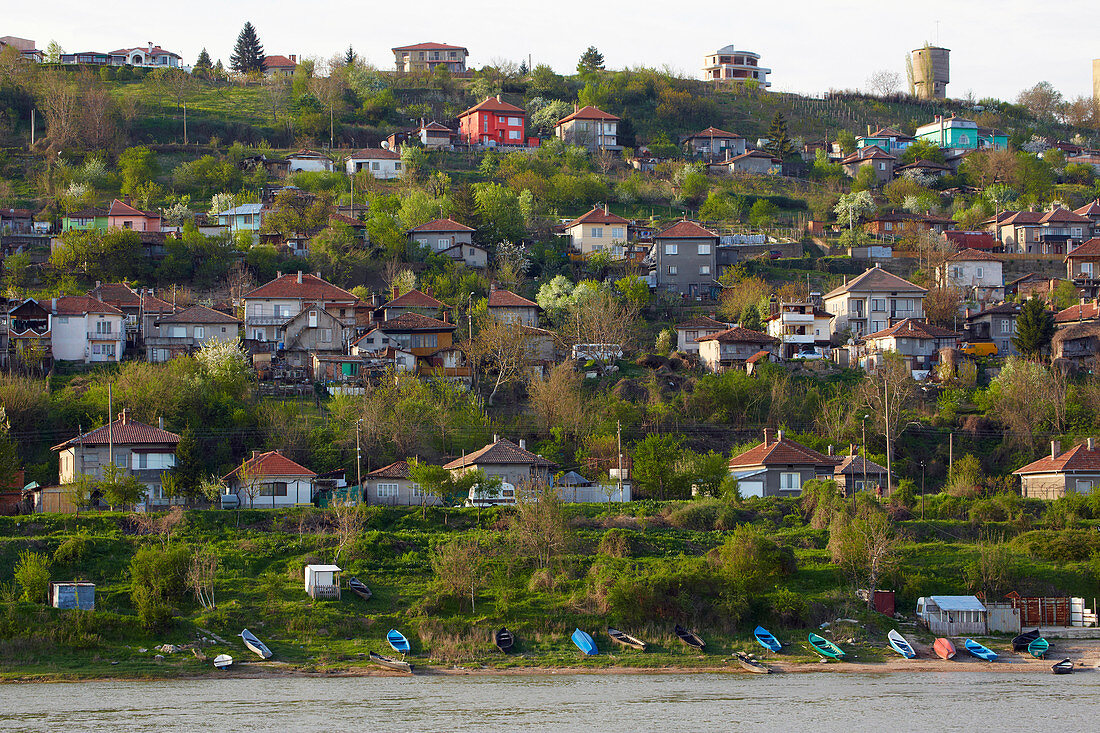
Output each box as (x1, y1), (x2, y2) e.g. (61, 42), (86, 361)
(8, 0), (1100, 101)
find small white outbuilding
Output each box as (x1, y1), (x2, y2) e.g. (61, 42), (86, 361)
(916, 595), (988, 636)
(304, 564), (342, 599)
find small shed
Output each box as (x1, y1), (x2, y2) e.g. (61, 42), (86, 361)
(916, 595), (987, 636)
(50, 581), (95, 610)
(304, 564), (341, 599)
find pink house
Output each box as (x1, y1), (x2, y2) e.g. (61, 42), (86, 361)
(107, 199), (162, 232)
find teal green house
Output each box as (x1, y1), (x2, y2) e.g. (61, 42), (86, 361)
(62, 206), (109, 232)
(856, 126), (914, 155)
(914, 115), (1008, 152)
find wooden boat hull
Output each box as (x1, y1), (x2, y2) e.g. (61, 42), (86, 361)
(1012, 629), (1040, 652)
(808, 633), (844, 659)
(213, 654), (233, 669)
(964, 639), (998, 661)
(888, 630), (916, 659)
(240, 629), (272, 659)
(369, 651), (412, 673)
(347, 577), (372, 601)
(387, 629), (410, 654)
(495, 628), (514, 653)
(736, 652), (769, 674)
(754, 626), (781, 653)
(1028, 637), (1049, 659)
(933, 638), (956, 660)
(607, 628), (647, 651)
(1051, 658), (1073, 675)
(572, 628), (598, 656)
(674, 624), (705, 650)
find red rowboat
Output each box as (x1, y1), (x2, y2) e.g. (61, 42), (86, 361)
(934, 638), (956, 660)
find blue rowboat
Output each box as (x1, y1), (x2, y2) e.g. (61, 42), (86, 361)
(754, 626), (781, 653)
(240, 629), (272, 659)
(1028, 637), (1050, 659)
(964, 638), (998, 661)
(808, 632), (844, 659)
(571, 628), (598, 656)
(387, 629), (410, 654)
(887, 629), (916, 659)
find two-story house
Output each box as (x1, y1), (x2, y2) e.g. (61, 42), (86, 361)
(375, 312), (458, 372)
(855, 126), (914, 156)
(281, 306), (349, 372)
(487, 285), (539, 327)
(392, 42), (468, 73)
(378, 288), (446, 321)
(8, 298), (51, 364)
(995, 210), (1044, 253)
(824, 266), (927, 338)
(262, 54), (298, 77)
(914, 115), (1008, 153)
(87, 282), (143, 343)
(458, 96), (529, 148)
(964, 302), (1020, 357)
(696, 326), (778, 372)
(764, 301), (833, 359)
(345, 148), (403, 179)
(52, 409), (180, 508)
(654, 220), (719, 297)
(674, 315), (727, 354)
(1066, 238), (1100, 298)
(145, 305), (241, 363)
(563, 206), (630, 256)
(107, 199), (161, 232)
(49, 296), (126, 363)
(243, 272), (359, 346)
(938, 249), (1004, 304)
(1074, 199), (1100, 237)
(840, 146), (897, 185)
(856, 318), (959, 378)
(443, 437), (557, 505)
(407, 218), (487, 267)
(1036, 207), (1090, 255)
(555, 105), (621, 153)
(683, 127), (746, 161)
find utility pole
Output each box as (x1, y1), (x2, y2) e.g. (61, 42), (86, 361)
(355, 419), (362, 496)
(616, 420), (623, 502)
(884, 376), (892, 495)
(949, 431), (953, 477)
(30, 108), (35, 148)
(862, 414), (868, 493)
(183, 103), (188, 145)
(107, 384), (114, 467)
(467, 292), (474, 341)
(921, 460), (926, 520)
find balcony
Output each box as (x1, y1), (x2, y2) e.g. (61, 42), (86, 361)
(780, 312), (814, 324)
(246, 316), (293, 326)
(87, 332), (120, 341)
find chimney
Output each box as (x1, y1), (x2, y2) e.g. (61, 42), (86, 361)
(392, 285), (399, 300)
(277, 271), (282, 279)
(849, 443), (856, 456)
(519, 439), (527, 450)
(496, 94), (502, 102)
(95, 280), (101, 289)
(253, 450), (261, 459)
(867, 124), (872, 136)
(159, 417), (164, 430)
(493, 434), (499, 443)
(118, 408), (130, 425)
(777, 429), (784, 442)
(297, 271), (303, 284)
(1089, 438), (1096, 451)
(490, 282), (497, 292)
(1052, 440), (1061, 459)
(604, 203), (609, 215)
(763, 428), (773, 446)
(290, 54), (296, 63)
(827, 445), (834, 456)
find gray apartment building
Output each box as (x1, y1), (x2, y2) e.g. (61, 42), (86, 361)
(654, 220), (719, 297)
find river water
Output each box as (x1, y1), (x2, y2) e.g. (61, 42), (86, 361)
(0, 671), (1095, 732)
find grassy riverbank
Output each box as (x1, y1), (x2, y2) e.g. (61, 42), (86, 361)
(1, 501), (1097, 681)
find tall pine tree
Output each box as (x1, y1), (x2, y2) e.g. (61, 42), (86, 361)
(1011, 296), (1055, 359)
(577, 46), (605, 74)
(765, 112), (794, 159)
(344, 45), (356, 65)
(193, 48), (212, 79)
(230, 22), (266, 74)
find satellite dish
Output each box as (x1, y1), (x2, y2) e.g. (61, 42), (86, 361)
(380, 141), (389, 150)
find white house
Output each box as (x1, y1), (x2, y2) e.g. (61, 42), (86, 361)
(674, 315), (727, 354)
(938, 249), (1004, 304)
(823, 265), (927, 338)
(50, 296), (126, 363)
(764, 301), (833, 359)
(286, 150), (334, 173)
(346, 148), (403, 179)
(223, 450), (317, 508)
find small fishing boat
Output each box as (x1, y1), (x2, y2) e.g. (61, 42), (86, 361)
(213, 654), (233, 670)
(964, 638), (998, 661)
(754, 626), (782, 653)
(240, 629), (272, 659)
(494, 627), (514, 653)
(387, 629), (410, 655)
(607, 627), (647, 651)
(887, 629), (917, 659)
(1028, 637), (1050, 659)
(1051, 658), (1074, 675)
(571, 628), (598, 656)
(735, 651), (770, 674)
(347, 577), (372, 601)
(674, 624), (706, 650)
(807, 632), (845, 659)
(369, 650), (412, 674)
(933, 638), (956, 660)
(1012, 628), (1041, 652)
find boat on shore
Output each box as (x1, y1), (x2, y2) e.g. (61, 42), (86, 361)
(607, 627), (647, 651)
(887, 629), (916, 659)
(347, 577), (372, 601)
(240, 629), (272, 659)
(1028, 637), (1050, 659)
(735, 652), (770, 674)
(1051, 658), (1074, 674)
(572, 628), (598, 656)
(213, 654), (233, 670)
(494, 628), (514, 653)
(674, 624), (705, 650)
(807, 633), (844, 659)
(369, 650), (412, 673)
(387, 629), (410, 655)
(754, 626), (781, 653)
(964, 639), (998, 661)
(933, 638), (956, 660)
(1012, 628), (1040, 652)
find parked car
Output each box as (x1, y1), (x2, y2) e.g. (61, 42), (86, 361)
(767, 250), (782, 260)
(960, 341), (997, 357)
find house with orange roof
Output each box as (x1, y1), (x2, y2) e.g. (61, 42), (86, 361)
(378, 288), (446, 321)
(682, 127), (746, 160)
(555, 105), (621, 152)
(242, 271), (359, 345)
(107, 199), (161, 232)
(46, 295), (126, 362)
(346, 148), (402, 179)
(994, 210), (1044, 253)
(263, 54), (297, 77)
(823, 265), (927, 337)
(764, 301), (833, 360)
(458, 96), (533, 148)
(840, 145), (897, 185)
(223, 450), (317, 508)
(722, 149), (782, 175)
(696, 326), (778, 372)
(1014, 438), (1100, 499)
(855, 125), (914, 156)
(487, 284), (539, 327)
(407, 218), (487, 267)
(727, 429), (837, 498)
(364, 460), (442, 506)
(855, 317), (959, 378)
(1066, 238), (1100, 297)
(392, 42), (468, 73)
(1074, 199), (1100, 236)
(145, 305), (241, 363)
(674, 315), (727, 354)
(654, 220), (719, 296)
(937, 249), (1004, 303)
(443, 437), (558, 504)
(1035, 206), (1090, 254)
(562, 205), (630, 256)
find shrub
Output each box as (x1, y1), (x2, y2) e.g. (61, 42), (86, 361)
(667, 499), (720, 531)
(53, 533), (92, 565)
(1012, 530), (1100, 563)
(771, 587), (807, 626)
(597, 528), (636, 557)
(130, 544), (192, 630)
(14, 550), (51, 604)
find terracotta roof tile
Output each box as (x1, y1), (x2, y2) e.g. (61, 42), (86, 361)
(728, 436), (834, 469)
(108, 199), (159, 219)
(656, 220), (717, 239)
(1039, 207), (1089, 224)
(442, 438), (557, 470)
(863, 318), (960, 341)
(87, 283), (141, 308)
(53, 296), (123, 316)
(556, 105), (620, 125)
(223, 450), (316, 480)
(263, 55), (297, 68)
(1014, 442), (1100, 475)
(157, 304), (240, 325)
(675, 315), (727, 330)
(945, 248), (1002, 262)
(392, 42), (468, 52)
(1074, 200), (1100, 218)
(244, 273), (358, 302)
(565, 207), (630, 227)
(725, 150), (781, 163)
(488, 289), (538, 308)
(379, 312), (456, 332)
(1066, 238), (1100, 259)
(367, 460), (411, 479)
(382, 289), (445, 309)
(1055, 302), (1100, 323)
(944, 231), (999, 250)
(696, 326), (778, 344)
(1000, 211), (1044, 225)
(459, 97), (525, 117)
(408, 218), (475, 233)
(686, 126), (742, 140)
(824, 267), (926, 298)
(53, 414), (180, 450)
(840, 145), (897, 164)
(349, 147), (401, 160)
(833, 454), (889, 476)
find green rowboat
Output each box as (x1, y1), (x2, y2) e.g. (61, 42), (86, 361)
(808, 632), (845, 659)
(1028, 637), (1050, 659)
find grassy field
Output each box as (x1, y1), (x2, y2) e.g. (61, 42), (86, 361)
(0, 503), (1095, 681)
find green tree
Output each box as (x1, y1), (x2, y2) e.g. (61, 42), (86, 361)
(117, 146), (160, 199)
(473, 182), (524, 245)
(741, 303), (763, 331)
(632, 433), (690, 500)
(1012, 296), (1055, 359)
(689, 450), (732, 498)
(827, 501), (902, 608)
(0, 407), (20, 493)
(748, 199), (779, 228)
(765, 112), (794, 159)
(577, 46), (605, 74)
(836, 129), (857, 155)
(230, 22), (266, 74)
(899, 138), (946, 165)
(14, 550), (51, 604)
(99, 463), (147, 509)
(193, 48), (213, 78)
(850, 164), (878, 192)
(344, 45), (356, 65)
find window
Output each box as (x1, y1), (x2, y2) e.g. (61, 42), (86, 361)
(57, 316), (69, 324)
(92, 345), (101, 354)
(780, 472), (801, 491)
(260, 482), (289, 497)
(169, 326), (186, 338)
(251, 304), (263, 316)
(892, 299), (913, 313)
(1000, 320), (1012, 334)
(871, 320), (886, 332)
(664, 244), (678, 255)
(699, 265), (711, 276)
(884, 222), (893, 232)
(976, 267), (984, 279)
(951, 266), (963, 279)
(115, 453), (126, 467)
(372, 162), (380, 170)
(697, 243), (711, 255)
(376, 483), (399, 498)
(411, 484), (425, 498)
(321, 328), (332, 343)
(591, 227), (604, 238)
(611, 227), (624, 239)
(96, 320), (112, 334)
(667, 266), (678, 276)
(878, 162), (885, 171)
(870, 298), (886, 311)
(1077, 480), (1093, 493)
(1083, 263), (1094, 277)
(194, 327), (204, 339)
(394, 162), (402, 170)
(437, 238), (450, 250)
(308, 311), (318, 328)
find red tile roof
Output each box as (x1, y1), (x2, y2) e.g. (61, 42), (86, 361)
(656, 220), (717, 239)
(1066, 238), (1100, 259)
(442, 438), (557, 470)
(263, 55), (297, 68)
(53, 412), (180, 450)
(409, 218), (475, 233)
(675, 315), (727, 330)
(841, 145), (897, 164)
(745, 350), (772, 364)
(1055, 302), (1100, 323)
(696, 326), (778, 344)
(832, 454), (888, 476)
(244, 273), (358, 302)
(863, 318), (960, 341)
(686, 126), (742, 140)
(944, 231), (999, 250)
(392, 42), (468, 52)
(367, 460), (411, 479)
(1040, 207), (1090, 224)
(565, 207), (630, 227)
(157, 304), (240, 325)
(725, 150), (781, 163)
(378, 312), (456, 332)
(382, 289), (445, 309)
(1074, 200), (1100, 218)
(108, 199), (159, 218)
(53, 296), (123, 316)
(87, 283), (141, 308)
(329, 212), (366, 227)
(142, 293), (176, 314)
(223, 450), (316, 480)
(1014, 442), (1100, 475)
(556, 105), (620, 125)
(349, 147), (401, 160)
(1000, 211), (1044, 225)
(420, 121), (455, 133)
(824, 267), (926, 298)
(728, 434), (833, 469)
(866, 126), (911, 139)
(459, 97), (525, 117)
(945, 248), (1002, 262)
(488, 288), (538, 308)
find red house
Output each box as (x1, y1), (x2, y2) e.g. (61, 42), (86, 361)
(107, 199), (162, 233)
(457, 96), (536, 148)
